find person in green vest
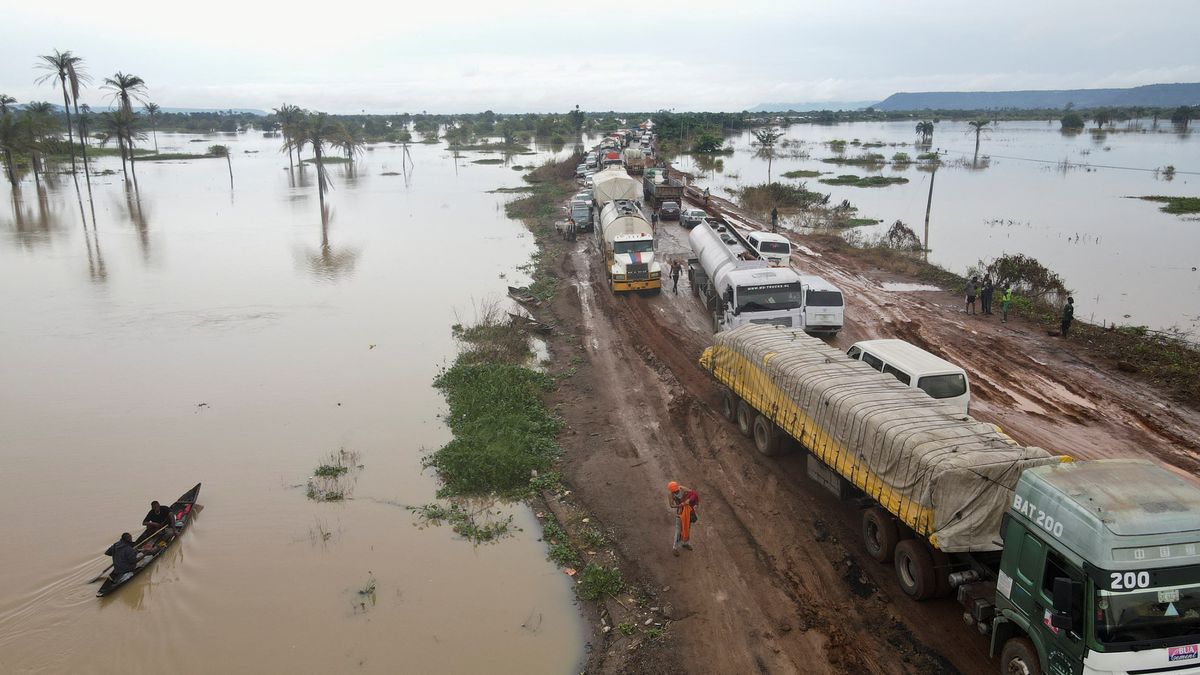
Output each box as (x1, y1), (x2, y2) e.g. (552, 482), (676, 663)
(1001, 285), (1013, 323)
(1061, 296), (1075, 337)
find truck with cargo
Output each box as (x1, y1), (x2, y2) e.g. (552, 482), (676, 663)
(622, 147), (646, 175)
(701, 324), (1200, 675)
(597, 199), (661, 293)
(591, 167), (641, 212)
(643, 169), (685, 210)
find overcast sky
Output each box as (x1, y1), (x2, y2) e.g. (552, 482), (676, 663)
(3, 0), (1198, 114)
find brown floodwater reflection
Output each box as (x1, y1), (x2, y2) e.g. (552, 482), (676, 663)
(0, 134), (584, 673)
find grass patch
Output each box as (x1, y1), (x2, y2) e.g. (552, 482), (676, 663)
(410, 502), (514, 544)
(302, 156), (351, 164)
(488, 186), (535, 194)
(781, 169), (822, 178)
(577, 564), (624, 601)
(471, 158), (505, 165)
(138, 152), (218, 161)
(447, 141), (532, 153)
(822, 152), (886, 166)
(819, 174), (909, 188)
(734, 182), (829, 212)
(1135, 196), (1200, 215)
(380, 171), (401, 176)
(847, 217), (883, 226)
(306, 448), (362, 501)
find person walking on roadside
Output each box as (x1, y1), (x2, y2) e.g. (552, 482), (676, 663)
(1001, 285), (1013, 323)
(670, 260), (682, 294)
(981, 276), (995, 315)
(965, 276), (979, 315)
(1060, 296), (1075, 337)
(651, 210), (659, 230)
(667, 481), (699, 556)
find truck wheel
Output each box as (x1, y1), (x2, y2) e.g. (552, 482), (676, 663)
(720, 389), (737, 422)
(999, 637), (1041, 675)
(894, 540), (936, 601)
(752, 414), (781, 456)
(736, 400), (754, 438)
(862, 507), (899, 563)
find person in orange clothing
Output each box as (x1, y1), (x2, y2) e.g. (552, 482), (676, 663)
(667, 481), (699, 556)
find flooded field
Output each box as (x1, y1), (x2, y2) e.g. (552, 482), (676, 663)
(0, 135), (585, 673)
(672, 120), (1198, 333)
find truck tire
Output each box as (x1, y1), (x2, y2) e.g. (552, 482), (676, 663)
(720, 389), (738, 422)
(894, 540), (936, 601)
(752, 414), (781, 456)
(862, 507), (899, 563)
(736, 400), (754, 438)
(998, 637), (1041, 675)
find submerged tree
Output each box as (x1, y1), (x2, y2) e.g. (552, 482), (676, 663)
(296, 113), (340, 207)
(1172, 106), (1193, 130)
(144, 102), (161, 153)
(96, 110), (146, 182)
(35, 50), (89, 174)
(0, 109), (19, 187)
(20, 101), (57, 186)
(752, 126), (784, 183)
(915, 120), (934, 143)
(332, 121), (366, 163)
(102, 72), (149, 178)
(274, 103), (305, 168)
(967, 119), (991, 161)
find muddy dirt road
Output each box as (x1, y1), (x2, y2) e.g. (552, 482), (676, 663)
(542, 195), (1200, 674)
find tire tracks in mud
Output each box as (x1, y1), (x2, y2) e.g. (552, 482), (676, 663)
(550, 243), (966, 674)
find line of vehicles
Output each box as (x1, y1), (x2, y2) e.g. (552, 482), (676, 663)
(702, 325), (1200, 675)
(569, 127), (1200, 675)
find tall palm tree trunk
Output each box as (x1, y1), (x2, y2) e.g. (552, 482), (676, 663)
(974, 131), (981, 159)
(151, 124), (158, 153)
(315, 146), (326, 207)
(71, 100), (95, 216)
(117, 135), (129, 181)
(3, 149), (16, 187)
(127, 132), (139, 189)
(58, 84), (77, 173)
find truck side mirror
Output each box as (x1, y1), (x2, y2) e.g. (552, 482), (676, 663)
(1050, 577), (1082, 632)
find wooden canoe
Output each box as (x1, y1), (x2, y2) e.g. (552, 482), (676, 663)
(96, 483), (201, 597)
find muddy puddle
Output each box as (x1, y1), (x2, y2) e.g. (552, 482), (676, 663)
(0, 134), (585, 673)
(671, 120), (1199, 333)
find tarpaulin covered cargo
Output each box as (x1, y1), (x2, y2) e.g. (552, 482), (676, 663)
(592, 168), (640, 208)
(700, 324), (1065, 552)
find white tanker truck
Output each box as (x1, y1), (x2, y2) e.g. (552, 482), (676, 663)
(597, 199), (661, 293)
(687, 221), (806, 331)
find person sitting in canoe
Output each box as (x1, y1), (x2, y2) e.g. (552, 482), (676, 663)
(142, 501), (177, 539)
(104, 533), (143, 582)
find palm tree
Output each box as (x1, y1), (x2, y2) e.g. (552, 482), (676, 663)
(144, 102), (161, 153)
(296, 112), (339, 207)
(0, 94), (15, 115)
(332, 122), (366, 163)
(96, 110), (146, 182)
(274, 104), (304, 168)
(20, 102), (56, 186)
(35, 50), (89, 173)
(0, 111), (19, 187)
(967, 119), (991, 161)
(102, 72), (149, 178)
(915, 121), (934, 143)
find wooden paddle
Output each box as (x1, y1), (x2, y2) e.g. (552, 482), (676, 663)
(87, 522), (172, 583)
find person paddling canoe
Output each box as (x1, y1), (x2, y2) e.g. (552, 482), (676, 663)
(104, 533), (143, 583)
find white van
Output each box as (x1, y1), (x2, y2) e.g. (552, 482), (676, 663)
(799, 275), (844, 336)
(745, 231), (792, 267)
(846, 339), (971, 413)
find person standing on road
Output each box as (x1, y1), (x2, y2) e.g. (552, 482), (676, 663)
(667, 481), (699, 556)
(981, 276), (995, 315)
(1001, 285), (1013, 323)
(670, 260), (682, 294)
(770, 206), (779, 232)
(1060, 296), (1075, 336)
(965, 276), (979, 315)
(651, 210), (659, 230)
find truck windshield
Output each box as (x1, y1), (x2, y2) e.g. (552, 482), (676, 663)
(917, 374), (967, 399)
(806, 291), (844, 307)
(759, 242), (790, 254)
(737, 283), (804, 312)
(1094, 570), (1200, 646)
(614, 240), (653, 254)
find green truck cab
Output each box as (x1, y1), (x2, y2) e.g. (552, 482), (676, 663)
(989, 459), (1200, 675)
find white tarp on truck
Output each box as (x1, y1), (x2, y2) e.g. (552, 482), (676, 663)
(701, 324), (1064, 552)
(592, 168), (640, 207)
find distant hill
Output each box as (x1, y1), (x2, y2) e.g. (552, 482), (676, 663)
(750, 101), (876, 113)
(873, 83), (1200, 111)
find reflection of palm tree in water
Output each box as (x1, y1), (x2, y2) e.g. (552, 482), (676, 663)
(123, 181), (151, 262)
(7, 185), (65, 250)
(307, 204), (359, 281)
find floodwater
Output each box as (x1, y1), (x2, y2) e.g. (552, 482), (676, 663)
(671, 120), (1199, 333)
(0, 134), (585, 673)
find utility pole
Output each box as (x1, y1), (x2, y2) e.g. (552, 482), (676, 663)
(923, 149), (939, 257)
